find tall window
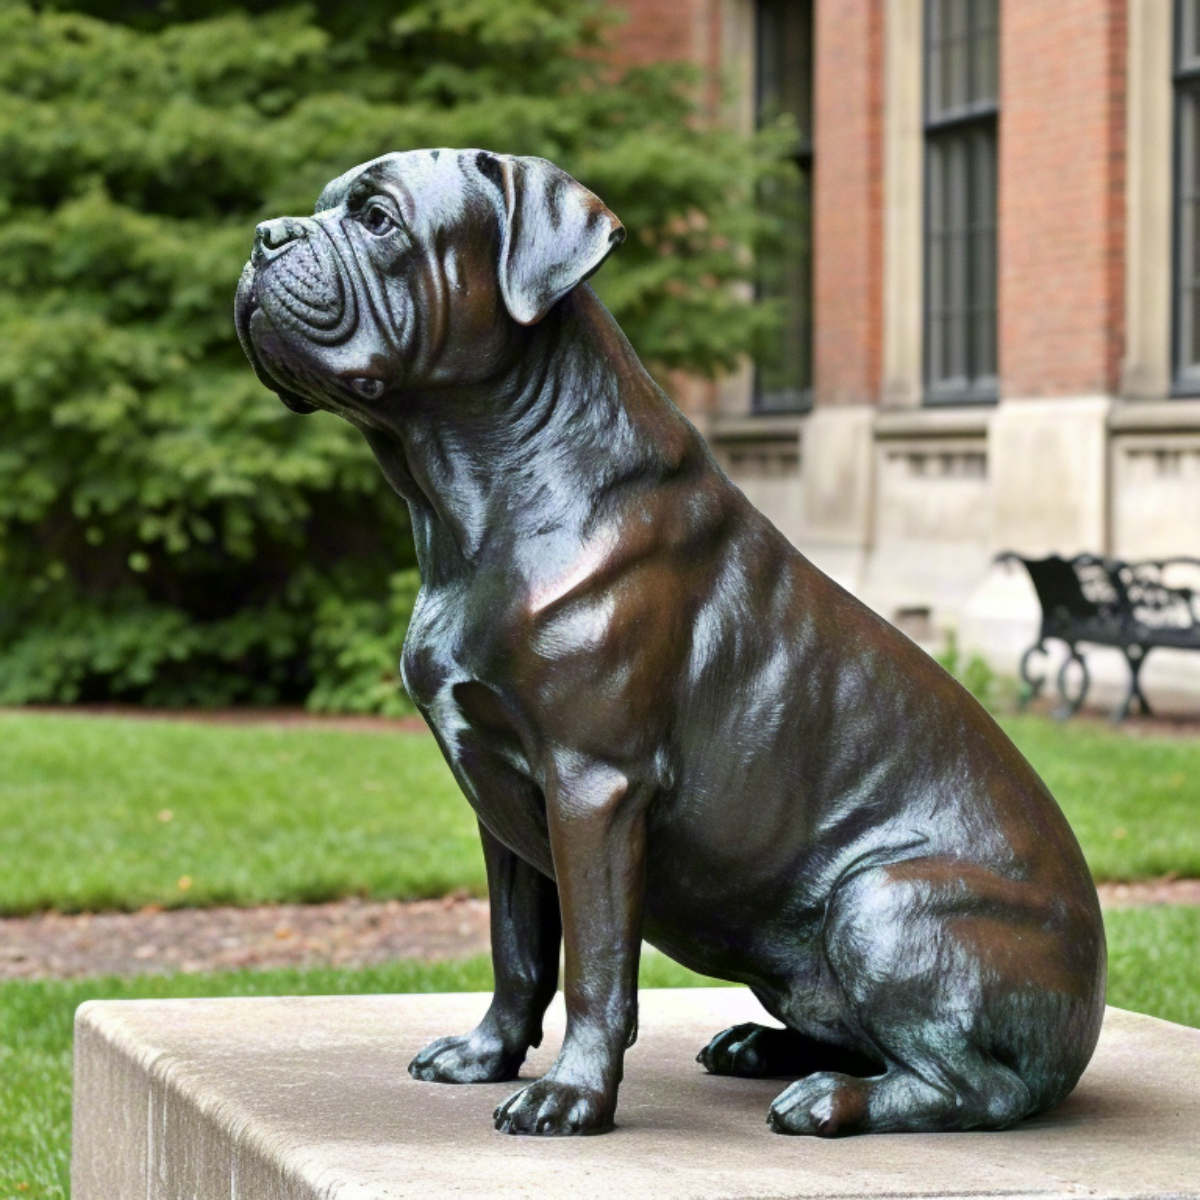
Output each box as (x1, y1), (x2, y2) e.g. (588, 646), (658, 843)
(1175, 0), (1200, 390)
(924, 0), (999, 404)
(754, 0), (814, 414)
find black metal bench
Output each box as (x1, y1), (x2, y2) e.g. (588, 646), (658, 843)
(997, 552), (1200, 721)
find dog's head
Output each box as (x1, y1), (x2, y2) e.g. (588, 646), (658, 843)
(235, 150), (624, 420)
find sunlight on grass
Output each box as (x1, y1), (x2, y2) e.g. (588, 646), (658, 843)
(1, 709), (1197, 1195)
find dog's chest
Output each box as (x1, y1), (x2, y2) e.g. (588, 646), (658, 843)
(400, 620), (454, 716)
(402, 581), (553, 865)
(401, 580), (519, 729)
(400, 585), (471, 711)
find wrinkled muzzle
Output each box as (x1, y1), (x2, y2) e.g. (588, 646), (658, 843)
(235, 217), (359, 414)
(253, 218), (358, 345)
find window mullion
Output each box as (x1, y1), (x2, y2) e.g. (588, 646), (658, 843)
(924, 0), (999, 406)
(753, 0), (815, 415)
(1174, 4), (1200, 391)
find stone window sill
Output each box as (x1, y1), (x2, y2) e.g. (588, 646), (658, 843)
(873, 406), (990, 440)
(707, 413), (806, 443)
(1109, 399), (1200, 433)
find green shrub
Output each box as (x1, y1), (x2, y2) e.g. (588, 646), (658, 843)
(307, 568), (421, 716)
(935, 629), (997, 709)
(0, 0), (786, 711)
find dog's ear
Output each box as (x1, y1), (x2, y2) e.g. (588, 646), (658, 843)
(480, 153), (625, 326)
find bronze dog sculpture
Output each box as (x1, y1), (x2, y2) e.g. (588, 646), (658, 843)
(236, 150), (1106, 1138)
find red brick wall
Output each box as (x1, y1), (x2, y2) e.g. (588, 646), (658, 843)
(812, 0), (885, 406)
(613, 0), (890, 412)
(999, 0), (1127, 398)
(609, 0), (709, 67)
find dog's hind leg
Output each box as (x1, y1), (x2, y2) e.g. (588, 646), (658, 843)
(698, 1023), (881, 1080)
(766, 1048), (1031, 1136)
(764, 857), (1097, 1137)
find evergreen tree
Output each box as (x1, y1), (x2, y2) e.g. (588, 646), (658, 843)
(0, 0), (783, 708)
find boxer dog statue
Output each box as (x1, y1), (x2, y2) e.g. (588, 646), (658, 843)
(235, 150), (1106, 1138)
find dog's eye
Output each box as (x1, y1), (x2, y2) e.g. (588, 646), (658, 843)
(362, 203), (395, 236)
(350, 377), (385, 400)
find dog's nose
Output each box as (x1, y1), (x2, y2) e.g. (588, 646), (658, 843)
(252, 217), (307, 265)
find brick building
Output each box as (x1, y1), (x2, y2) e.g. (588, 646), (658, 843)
(616, 0), (1200, 707)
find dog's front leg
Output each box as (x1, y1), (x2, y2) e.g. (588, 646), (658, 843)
(409, 821), (561, 1083)
(494, 763), (645, 1136)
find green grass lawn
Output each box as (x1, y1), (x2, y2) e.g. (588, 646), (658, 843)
(3, 909), (1198, 1200)
(0, 710), (1197, 915)
(0, 713), (479, 915)
(1002, 715), (1200, 880)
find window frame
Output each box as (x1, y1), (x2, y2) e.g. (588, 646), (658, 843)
(752, 0), (815, 416)
(1172, 0), (1200, 394)
(922, 0), (1001, 407)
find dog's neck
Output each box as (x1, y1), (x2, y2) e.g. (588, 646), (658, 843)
(364, 286), (707, 578)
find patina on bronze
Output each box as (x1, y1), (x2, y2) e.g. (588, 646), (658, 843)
(235, 150), (1106, 1138)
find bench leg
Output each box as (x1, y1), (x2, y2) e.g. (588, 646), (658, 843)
(1113, 646), (1153, 724)
(1054, 646), (1090, 720)
(1017, 641), (1049, 710)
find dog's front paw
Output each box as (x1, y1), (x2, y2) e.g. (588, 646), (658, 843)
(409, 1030), (523, 1084)
(493, 1076), (613, 1136)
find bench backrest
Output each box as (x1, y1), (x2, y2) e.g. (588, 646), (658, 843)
(1000, 553), (1200, 651)
(1114, 559), (1200, 648)
(1019, 554), (1125, 647)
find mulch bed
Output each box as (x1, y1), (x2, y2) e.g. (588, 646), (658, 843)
(19, 699), (1200, 736)
(1017, 695), (1200, 736)
(3, 703), (433, 735)
(1095, 878), (1200, 908)
(0, 897), (489, 981)
(1, 884), (1196, 982)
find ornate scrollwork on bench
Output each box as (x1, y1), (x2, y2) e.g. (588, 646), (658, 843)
(997, 553), (1200, 722)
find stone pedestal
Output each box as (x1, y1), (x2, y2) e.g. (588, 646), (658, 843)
(73, 988), (1200, 1200)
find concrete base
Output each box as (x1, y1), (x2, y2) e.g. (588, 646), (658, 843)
(73, 989), (1200, 1199)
